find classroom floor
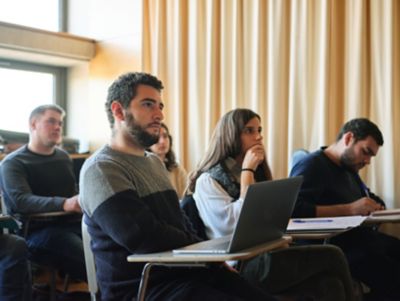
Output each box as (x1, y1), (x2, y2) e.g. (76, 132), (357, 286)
(33, 268), (89, 300)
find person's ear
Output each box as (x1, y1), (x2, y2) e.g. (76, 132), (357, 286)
(29, 118), (37, 131)
(111, 101), (125, 122)
(343, 132), (354, 146)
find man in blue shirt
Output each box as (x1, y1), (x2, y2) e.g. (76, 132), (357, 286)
(290, 118), (400, 301)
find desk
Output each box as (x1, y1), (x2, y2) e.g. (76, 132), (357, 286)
(69, 153), (90, 160)
(128, 236), (291, 301)
(0, 214), (12, 221)
(128, 236), (291, 263)
(364, 214), (400, 224)
(18, 211), (81, 237)
(288, 230), (348, 241)
(0, 152), (90, 161)
(22, 211), (79, 219)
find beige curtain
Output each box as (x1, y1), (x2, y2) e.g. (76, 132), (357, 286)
(142, 0), (400, 208)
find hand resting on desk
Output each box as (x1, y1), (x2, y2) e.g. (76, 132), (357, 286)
(62, 195), (82, 213)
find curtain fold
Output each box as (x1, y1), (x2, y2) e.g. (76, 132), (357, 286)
(143, 0), (400, 207)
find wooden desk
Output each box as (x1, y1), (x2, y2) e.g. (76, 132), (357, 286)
(128, 236), (291, 301)
(69, 153), (91, 160)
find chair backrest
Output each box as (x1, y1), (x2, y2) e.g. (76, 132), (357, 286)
(0, 170), (8, 215)
(180, 194), (208, 240)
(290, 148), (310, 171)
(0, 189), (20, 234)
(0, 190), (7, 215)
(81, 218), (99, 301)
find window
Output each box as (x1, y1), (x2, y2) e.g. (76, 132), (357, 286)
(0, 0), (66, 32)
(0, 60), (66, 133)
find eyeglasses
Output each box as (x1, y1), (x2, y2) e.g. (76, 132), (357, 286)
(44, 118), (63, 127)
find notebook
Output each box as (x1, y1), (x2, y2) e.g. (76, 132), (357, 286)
(173, 176), (303, 254)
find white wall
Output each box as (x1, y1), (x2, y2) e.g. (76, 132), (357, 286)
(67, 0), (143, 151)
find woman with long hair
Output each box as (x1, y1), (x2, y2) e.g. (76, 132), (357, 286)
(188, 108), (356, 301)
(150, 123), (188, 199)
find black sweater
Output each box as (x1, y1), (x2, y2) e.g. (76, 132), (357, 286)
(290, 148), (385, 218)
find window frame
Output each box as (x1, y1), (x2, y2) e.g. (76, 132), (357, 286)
(0, 58), (68, 133)
(59, 0), (68, 32)
(0, 0), (67, 32)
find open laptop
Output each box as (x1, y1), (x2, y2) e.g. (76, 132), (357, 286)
(173, 176), (303, 254)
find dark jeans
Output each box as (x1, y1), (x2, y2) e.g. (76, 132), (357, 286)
(0, 234), (31, 301)
(26, 222), (86, 281)
(144, 265), (277, 301)
(331, 227), (400, 300)
(241, 244), (355, 301)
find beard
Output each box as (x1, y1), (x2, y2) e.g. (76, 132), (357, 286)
(340, 146), (365, 173)
(125, 112), (160, 148)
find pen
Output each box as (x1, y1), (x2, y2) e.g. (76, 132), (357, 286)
(361, 182), (370, 198)
(292, 219), (333, 223)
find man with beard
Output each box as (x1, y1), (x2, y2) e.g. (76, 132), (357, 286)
(0, 104), (86, 282)
(79, 72), (275, 301)
(290, 118), (400, 301)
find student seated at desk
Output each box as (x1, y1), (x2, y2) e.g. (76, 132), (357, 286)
(189, 108), (355, 301)
(79, 72), (276, 301)
(290, 118), (400, 301)
(0, 104), (86, 282)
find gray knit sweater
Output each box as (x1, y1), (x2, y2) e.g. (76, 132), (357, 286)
(79, 145), (198, 301)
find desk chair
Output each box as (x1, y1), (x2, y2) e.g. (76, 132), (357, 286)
(181, 194), (208, 240)
(289, 149), (309, 171)
(1, 191), (71, 301)
(0, 192), (20, 233)
(82, 218), (202, 301)
(129, 237), (292, 301)
(81, 219), (99, 301)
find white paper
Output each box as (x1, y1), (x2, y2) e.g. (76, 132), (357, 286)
(287, 216), (367, 232)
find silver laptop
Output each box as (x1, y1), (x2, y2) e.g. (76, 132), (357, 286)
(173, 176), (303, 254)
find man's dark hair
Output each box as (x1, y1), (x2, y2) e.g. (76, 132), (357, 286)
(337, 118), (384, 146)
(105, 72), (164, 128)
